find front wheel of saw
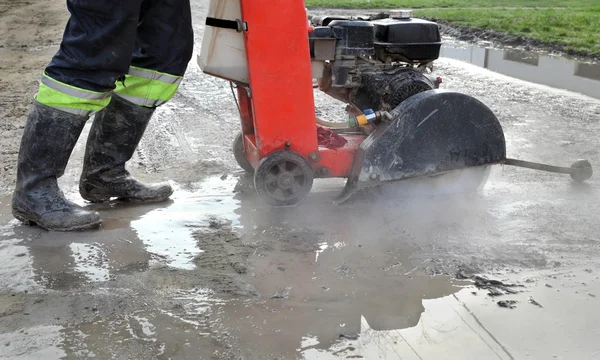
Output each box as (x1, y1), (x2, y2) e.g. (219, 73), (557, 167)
(254, 151), (314, 207)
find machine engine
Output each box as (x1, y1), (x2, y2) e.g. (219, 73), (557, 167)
(309, 10), (443, 112)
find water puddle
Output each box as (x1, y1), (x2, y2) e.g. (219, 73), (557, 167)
(315, 242), (329, 262)
(0, 175), (243, 291)
(69, 242), (110, 283)
(192, 173), (527, 358)
(0, 220), (43, 292)
(2, 167), (580, 358)
(217, 267), (466, 358)
(440, 39), (600, 100)
(299, 290), (509, 360)
(59, 287), (230, 359)
(159, 287), (227, 330)
(299, 265), (600, 359)
(129, 175), (241, 270)
(0, 237), (40, 292)
(208, 187), (488, 358)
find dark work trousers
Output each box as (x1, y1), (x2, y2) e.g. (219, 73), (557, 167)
(45, 0), (194, 93)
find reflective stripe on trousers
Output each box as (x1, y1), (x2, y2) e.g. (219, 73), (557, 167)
(35, 74), (112, 116)
(35, 67), (183, 115)
(114, 66), (183, 108)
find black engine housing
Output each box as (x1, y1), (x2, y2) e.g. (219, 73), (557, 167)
(352, 69), (436, 111)
(329, 20), (375, 57)
(309, 13), (441, 64)
(372, 17), (441, 62)
(309, 12), (442, 105)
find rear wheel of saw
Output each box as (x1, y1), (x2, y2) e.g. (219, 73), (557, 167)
(254, 151), (314, 206)
(233, 132), (254, 173)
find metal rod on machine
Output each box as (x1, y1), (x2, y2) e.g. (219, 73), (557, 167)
(504, 158), (573, 174)
(503, 158), (593, 182)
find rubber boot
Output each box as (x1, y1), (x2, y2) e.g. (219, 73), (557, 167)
(12, 101), (102, 231)
(79, 95), (173, 203)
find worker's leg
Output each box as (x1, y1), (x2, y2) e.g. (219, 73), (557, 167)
(79, 0), (194, 203)
(117, 0), (194, 107)
(12, 0), (143, 231)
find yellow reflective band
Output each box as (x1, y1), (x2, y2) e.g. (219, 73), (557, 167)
(114, 93), (167, 107)
(35, 77), (111, 117)
(128, 66), (182, 85)
(114, 67), (182, 108)
(40, 74), (111, 100)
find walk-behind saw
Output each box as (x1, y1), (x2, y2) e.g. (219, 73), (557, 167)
(198, 0), (593, 206)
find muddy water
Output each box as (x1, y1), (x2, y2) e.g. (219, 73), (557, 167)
(215, 176), (482, 358)
(0, 176), (242, 290)
(440, 40), (600, 100)
(0, 178), (244, 358)
(297, 264), (600, 359)
(0, 173), (485, 359)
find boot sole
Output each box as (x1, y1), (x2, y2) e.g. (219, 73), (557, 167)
(81, 191), (173, 204)
(12, 209), (102, 232)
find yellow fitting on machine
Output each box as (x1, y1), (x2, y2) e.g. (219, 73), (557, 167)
(348, 109), (382, 128)
(316, 109), (392, 129)
(356, 114), (369, 126)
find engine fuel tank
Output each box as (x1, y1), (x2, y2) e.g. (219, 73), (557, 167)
(372, 17), (441, 62)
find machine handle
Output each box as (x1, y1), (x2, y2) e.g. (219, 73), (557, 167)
(504, 158), (573, 174)
(206, 17), (247, 32)
(504, 158), (593, 182)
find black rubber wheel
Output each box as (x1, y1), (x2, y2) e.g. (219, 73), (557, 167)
(254, 151), (314, 206)
(233, 132), (254, 173)
(570, 159), (593, 182)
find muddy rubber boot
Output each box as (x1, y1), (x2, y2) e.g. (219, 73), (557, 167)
(79, 95), (173, 203)
(12, 101), (102, 231)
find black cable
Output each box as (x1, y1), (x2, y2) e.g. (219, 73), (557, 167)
(230, 82), (242, 119)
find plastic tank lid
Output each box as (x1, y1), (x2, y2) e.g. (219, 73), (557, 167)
(390, 9), (413, 19)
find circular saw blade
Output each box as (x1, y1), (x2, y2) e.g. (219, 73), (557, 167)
(366, 165), (492, 200)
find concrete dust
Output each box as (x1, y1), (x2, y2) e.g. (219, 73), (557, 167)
(1, 1), (600, 359)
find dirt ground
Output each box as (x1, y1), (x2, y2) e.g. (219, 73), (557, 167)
(1, 1), (600, 359)
(0, 1), (68, 192)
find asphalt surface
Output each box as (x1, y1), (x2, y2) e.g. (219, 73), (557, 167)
(1, 1), (600, 359)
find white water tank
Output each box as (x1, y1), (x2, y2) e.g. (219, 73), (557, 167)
(198, 0), (249, 84)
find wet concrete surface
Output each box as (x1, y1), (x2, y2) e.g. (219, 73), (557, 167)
(2, 165), (600, 358)
(1, 2), (600, 359)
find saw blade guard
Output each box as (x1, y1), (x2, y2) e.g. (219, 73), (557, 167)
(352, 89), (507, 188)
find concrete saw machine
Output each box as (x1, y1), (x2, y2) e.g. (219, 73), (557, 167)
(198, 1), (593, 206)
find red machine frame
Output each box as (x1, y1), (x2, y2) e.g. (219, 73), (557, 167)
(237, 0), (365, 179)
(208, 0), (592, 206)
